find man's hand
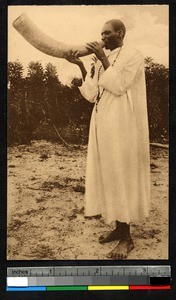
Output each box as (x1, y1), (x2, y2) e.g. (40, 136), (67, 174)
(65, 50), (87, 81)
(86, 42), (110, 70)
(65, 50), (82, 66)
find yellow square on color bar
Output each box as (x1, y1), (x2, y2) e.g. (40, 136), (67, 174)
(88, 286), (129, 290)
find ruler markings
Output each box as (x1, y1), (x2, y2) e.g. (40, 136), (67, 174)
(7, 266), (171, 278)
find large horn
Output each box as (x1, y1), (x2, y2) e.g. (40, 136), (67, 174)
(13, 13), (104, 59)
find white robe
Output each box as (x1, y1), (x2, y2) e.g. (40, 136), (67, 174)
(79, 45), (150, 224)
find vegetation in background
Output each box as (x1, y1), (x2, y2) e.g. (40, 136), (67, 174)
(144, 57), (169, 143)
(8, 58), (169, 146)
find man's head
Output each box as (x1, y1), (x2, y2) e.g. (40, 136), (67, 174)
(101, 19), (126, 50)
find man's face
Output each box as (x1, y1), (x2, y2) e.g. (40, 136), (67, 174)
(101, 23), (121, 50)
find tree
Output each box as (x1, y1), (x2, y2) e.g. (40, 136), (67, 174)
(8, 60), (24, 90)
(26, 61), (45, 131)
(44, 63), (73, 133)
(8, 61), (25, 144)
(8, 57), (168, 146)
(44, 62), (62, 124)
(144, 57), (169, 142)
(45, 62), (59, 83)
(27, 61), (45, 100)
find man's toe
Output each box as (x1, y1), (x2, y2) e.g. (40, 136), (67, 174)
(106, 251), (114, 259)
(98, 235), (104, 243)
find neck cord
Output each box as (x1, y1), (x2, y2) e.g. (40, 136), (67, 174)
(95, 47), (122, 113)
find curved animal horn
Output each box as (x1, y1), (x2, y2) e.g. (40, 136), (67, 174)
(13, 13), (104, 59)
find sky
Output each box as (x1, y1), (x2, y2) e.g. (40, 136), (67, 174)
(8, 5), (169, 85)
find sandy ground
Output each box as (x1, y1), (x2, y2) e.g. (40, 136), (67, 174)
(7, 140), (168, 260)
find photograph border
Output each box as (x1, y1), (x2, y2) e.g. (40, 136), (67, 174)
(1, 0), (176, 299)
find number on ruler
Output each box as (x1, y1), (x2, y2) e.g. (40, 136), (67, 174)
(94, 268), (99, 275)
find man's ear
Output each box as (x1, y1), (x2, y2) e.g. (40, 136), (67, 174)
(117, 30), (124, 39)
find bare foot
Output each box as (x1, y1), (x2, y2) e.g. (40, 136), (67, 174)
(99, 229), (122, 244)
(106, 236), (134, 259)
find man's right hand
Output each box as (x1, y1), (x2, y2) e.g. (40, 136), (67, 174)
(65, 50), (87, 81)
(65, 50), (82, 65)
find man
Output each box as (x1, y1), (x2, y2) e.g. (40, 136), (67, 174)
(66, 19), (150, 259)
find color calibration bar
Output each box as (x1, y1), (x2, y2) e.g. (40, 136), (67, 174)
(7, 266), (171, 291)
(7, 285), (171, 291)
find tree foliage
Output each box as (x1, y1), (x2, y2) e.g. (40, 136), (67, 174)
(8, 60), (26, 143)
(8, 58), (168, 145)
(144, 57), (169, 142)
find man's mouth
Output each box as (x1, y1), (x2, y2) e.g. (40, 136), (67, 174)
(103, 40), (108, 46)
(104, 41), (110, 49)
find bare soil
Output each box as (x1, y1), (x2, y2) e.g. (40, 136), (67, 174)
(7, 140), (168, 260)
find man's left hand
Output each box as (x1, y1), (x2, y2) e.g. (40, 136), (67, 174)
(86, 42), (110, 69)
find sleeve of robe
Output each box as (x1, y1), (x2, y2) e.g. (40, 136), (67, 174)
(78, 69), (98, 103)
(98, 50), (143, 96)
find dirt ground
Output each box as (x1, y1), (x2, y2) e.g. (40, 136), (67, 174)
(7, 140), (168, 260)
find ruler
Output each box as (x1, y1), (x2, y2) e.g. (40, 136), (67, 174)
(7, 266), (171, 291)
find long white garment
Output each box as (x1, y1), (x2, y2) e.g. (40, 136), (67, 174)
(79, 45), (150, 224)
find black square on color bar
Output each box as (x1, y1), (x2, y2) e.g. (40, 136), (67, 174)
(150, 277), (171, 286)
